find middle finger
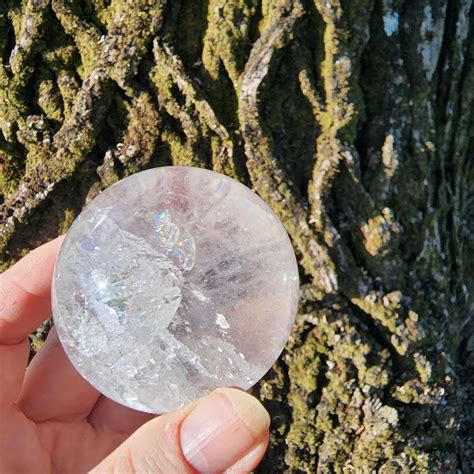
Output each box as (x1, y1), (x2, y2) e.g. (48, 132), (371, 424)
(16, 328), (100, 422)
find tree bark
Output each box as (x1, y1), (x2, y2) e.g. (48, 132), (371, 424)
(1, 0), (473, 471)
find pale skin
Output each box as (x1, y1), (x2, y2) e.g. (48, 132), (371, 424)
(0, 237), (270, 473)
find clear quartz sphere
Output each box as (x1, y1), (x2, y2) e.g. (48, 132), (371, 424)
(52, 166), (299, 413)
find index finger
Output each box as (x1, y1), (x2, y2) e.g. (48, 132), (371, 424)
(0, 236), (64, 345)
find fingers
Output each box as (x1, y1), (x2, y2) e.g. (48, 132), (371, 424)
(0, 237), (64, 412)
(89, 396), (155, 436)
(0, 236), (64, 344)
(0, 341), (29, 409)
(91, 388), (270, 474)
(179, 388), (270, 473)
(16, 327), (100, 422)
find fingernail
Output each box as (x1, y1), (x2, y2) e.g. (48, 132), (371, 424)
(180, 388), (270, 473)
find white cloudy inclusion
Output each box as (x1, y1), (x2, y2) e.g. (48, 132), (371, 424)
(52, 167), (299, 413)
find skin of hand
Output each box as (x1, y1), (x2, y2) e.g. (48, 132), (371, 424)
(0, 237), (271, 473)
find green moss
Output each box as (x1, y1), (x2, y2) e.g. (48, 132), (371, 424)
(1, 1), (472, 471)
(172, 1), (209, 71)
(51, 1), (101, 78)
(406, 448), (430, 471)
(29, 320), (52, 354)
(58, 208), (76, 234)
(37, 76), (63, 122)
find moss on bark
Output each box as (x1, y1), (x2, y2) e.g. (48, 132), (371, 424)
(1, 0), (473, 471)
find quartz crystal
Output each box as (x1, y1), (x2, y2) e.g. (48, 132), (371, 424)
(52, 167), (299, 413)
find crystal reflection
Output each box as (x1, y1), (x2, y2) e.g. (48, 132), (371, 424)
(155, 210), (196, 271)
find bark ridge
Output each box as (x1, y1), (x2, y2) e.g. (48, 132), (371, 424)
(0, 0), (473, 471)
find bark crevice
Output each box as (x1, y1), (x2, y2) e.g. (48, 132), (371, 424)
(0, 0), (472, 471)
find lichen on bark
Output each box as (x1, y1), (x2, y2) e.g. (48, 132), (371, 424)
(1, 0), (473, 472)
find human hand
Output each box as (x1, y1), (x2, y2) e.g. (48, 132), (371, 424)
(0, 237), (270, 473)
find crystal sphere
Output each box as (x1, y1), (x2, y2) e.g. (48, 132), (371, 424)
(52, 166), (299, 413)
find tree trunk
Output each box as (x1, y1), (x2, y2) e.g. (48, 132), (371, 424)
(1, 0), (473, 471)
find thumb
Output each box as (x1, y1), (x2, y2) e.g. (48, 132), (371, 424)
(91, 388), (271, 473)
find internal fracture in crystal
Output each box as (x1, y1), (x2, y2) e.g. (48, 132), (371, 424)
(52, 167), (299, 413)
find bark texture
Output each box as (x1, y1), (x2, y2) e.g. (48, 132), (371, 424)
(1, 0), (473, 472)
